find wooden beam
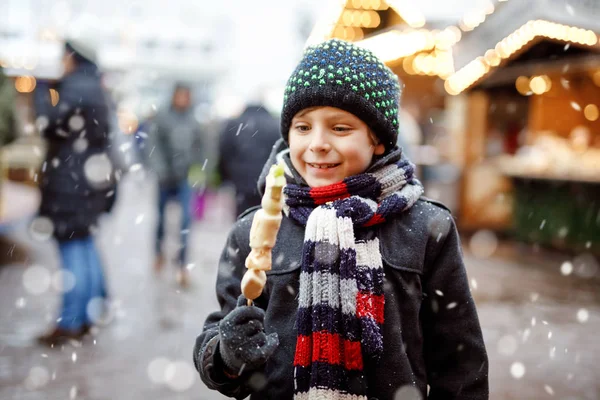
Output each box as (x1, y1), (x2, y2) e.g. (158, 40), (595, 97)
(478, 53), (600, 88)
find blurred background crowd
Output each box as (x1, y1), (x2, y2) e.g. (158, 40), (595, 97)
(0, 0), (599, 399)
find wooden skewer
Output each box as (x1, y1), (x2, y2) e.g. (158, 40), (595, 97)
(241, 163), (285, 306)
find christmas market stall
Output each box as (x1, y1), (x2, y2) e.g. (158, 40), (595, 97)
(444, 0), (600, 253)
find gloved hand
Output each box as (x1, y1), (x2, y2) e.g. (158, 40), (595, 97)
(218, 296), (279, 376)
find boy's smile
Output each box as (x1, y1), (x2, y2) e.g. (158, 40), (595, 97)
(288, 106), (385, 187)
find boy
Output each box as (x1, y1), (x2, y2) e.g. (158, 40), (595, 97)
(194, 39), (488, 399)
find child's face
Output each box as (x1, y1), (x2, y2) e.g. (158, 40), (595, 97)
(288, 106), (385, 187)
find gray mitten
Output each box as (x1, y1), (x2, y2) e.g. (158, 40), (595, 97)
(218, 296), (279, 375)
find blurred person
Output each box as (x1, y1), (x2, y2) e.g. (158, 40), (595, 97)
(217, 101), (280, 217)
(33, 40), (116, 346)
(0, 66), (17, 147)
(142, 83), (204, 287)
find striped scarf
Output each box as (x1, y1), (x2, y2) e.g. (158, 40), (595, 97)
(281, 148), (423, 399)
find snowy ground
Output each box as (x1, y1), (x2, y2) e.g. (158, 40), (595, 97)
(0, 174), (598, 400)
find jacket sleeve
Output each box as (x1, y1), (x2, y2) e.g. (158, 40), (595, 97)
(421, 215), (489, 400)
(193, 220), (261, 399)
(142, 118), (171, 182)
(216, 120), (233, 184)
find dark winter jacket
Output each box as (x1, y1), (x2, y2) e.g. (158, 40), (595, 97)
(34, 63), (115, 241)
(217, 105), (280, 214)
(142, 106), (204, 188)
(194, 186), (489, 397)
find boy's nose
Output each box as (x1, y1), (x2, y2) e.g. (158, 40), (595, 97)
(308, 130), (331, 153)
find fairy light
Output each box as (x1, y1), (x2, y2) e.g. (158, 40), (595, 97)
(445, 20), (600, 95)
(515, 76), (531, 95)
(529, 75), (550, 94)
(49, 89), (60, 106)
(306, 0), (423, 46)
(584, 104), (599, 121)
(15, 76), (36, 93)
(593, 70), (600, 87)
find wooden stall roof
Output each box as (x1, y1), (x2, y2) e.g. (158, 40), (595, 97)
(446, 0), (600, 95)
(305, 0), (461, 78)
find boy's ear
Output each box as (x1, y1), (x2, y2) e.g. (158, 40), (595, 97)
(374, 143), (385, 155)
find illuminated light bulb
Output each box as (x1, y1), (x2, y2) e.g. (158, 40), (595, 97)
(567, 27), (579, 42)
(333, 25), (345, 38)
(371, 0), (381, 10)
(459, 20), (473, 32)
(479, 57), (491, 73)
(343, 10), (353, 26)
(462, 12), (480, 30)
(15, 76), (37, 93)
(423, 31), (435, 49)
(585, 30), (596, 44)
(559, 25), (570, 40)
(413, 53), (426, 75)
(515, 76), (531, 95)
(584, 104), (599, 121)
(352, 0), (362, 9)
(593, 70), (600, 87)
(532, 20), (543, 31)
(410, 15), (426, 28)
(354, 27), (364, 40)
(49, 89), (60, 106)
(483, 50), (498, 66)
(541, 75), (552, 91)
(522, 25), (535, 41)
(360, 11), (371, 27)
(344, 26), (356, 40)
(361, 0), (371, 9)
(403, 57), (416, 75)
(421, 56), (434, 74)
(447, 26), (462, 42)
(350, 10), (360, 27)
(530, 76), (548, 94)
(444, 79), (460, 95)
(495, 41), (509, 58)
(584, 31), (598, 46)
(370, 11), (381, 28)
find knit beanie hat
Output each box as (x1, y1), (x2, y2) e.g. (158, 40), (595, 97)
(281, 39), (402, 151)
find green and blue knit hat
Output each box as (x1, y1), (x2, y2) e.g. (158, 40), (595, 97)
(281, 39), (402, 151)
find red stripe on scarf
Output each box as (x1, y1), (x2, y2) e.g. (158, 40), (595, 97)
(364, 212), (385, 227)
(356, 292), (385, 324)
(293, 333), (364, 370)
(310, 182), (350, 205)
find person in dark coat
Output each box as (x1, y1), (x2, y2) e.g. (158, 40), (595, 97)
(193, 39), (488, 399)
(34, 40), (115, 345)
(142, 83), (204, 287)
(217, 104), (280, 217)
